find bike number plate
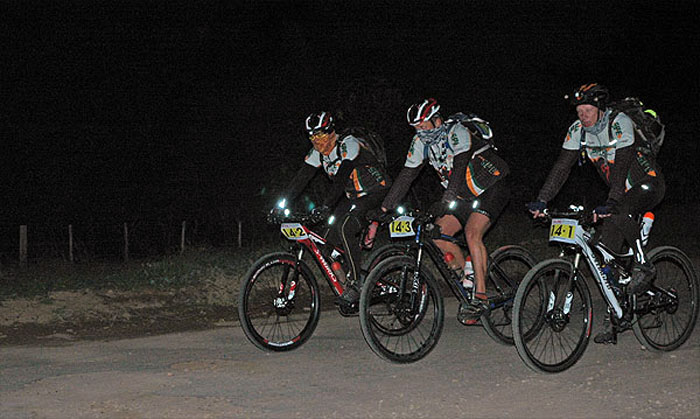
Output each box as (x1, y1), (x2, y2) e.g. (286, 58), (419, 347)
(389, 216), (415, 238)
(280, 223), (308, 240)
(549, 218), (578, 244)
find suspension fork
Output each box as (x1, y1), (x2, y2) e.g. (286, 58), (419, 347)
(547, 252), (580, 315)
(278, 246), (304, 300)
(404, 225), (427, 309)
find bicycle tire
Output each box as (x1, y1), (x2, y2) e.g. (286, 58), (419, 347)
(632, 246), (699, 352)
(359, 255), (444, 363)
(362, 242), (414, 273)
(238, 252), (321, 352)
(481, 245), (537, 345)
(512, 259), (593, 373)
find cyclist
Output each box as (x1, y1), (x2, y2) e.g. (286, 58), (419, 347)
(276, 111), (391, 307)
(527, 83), (666, 341)
(378, 98), (511, 324)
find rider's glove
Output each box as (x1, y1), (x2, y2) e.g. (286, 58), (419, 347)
(365, 208), (387, 223)
(527, 201), (547, 212)
(311, 205), (330, 217)
(594, 201), (617, 216)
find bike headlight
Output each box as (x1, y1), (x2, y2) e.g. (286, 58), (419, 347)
(328, 215), (336, 225)
(448, 200), (457, 210)
(396, 206), (405, 215)
(283, 208), (291, 217)
(276, 198), (287, 209)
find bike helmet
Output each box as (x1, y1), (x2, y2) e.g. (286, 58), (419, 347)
(407, 98), (441, 126)
(567, 83), (610, 109)
(305, 111), (335, 135)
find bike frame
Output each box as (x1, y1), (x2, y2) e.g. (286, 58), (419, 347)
(283, 223), (346, 297)
(553, 219), (632, 319)
(406, 219), (520, 308)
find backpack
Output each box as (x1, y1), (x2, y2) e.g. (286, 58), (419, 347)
(445, 112), (497, 155)
(339, 126), (388, 169)
(607, 97), (665, 156)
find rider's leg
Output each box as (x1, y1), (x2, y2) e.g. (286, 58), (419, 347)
(336, 193), (386, 304)
(455, 181), (510, 324)
(610, 177), (665, 294)
(464, 212), (492, 297)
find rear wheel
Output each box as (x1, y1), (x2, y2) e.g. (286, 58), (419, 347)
(362, 242), (414, 273)
(632, 246), (699, 352)
(482, 245), (537, 345)
(238, 253), (320, 351)
(359, 256), (444, 363)
(512, 259), (593, 373)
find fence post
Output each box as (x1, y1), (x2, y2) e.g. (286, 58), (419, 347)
(123, 222), (129, 262)
(180, 221), (186, 254)
(19, 225), (27, 268)
(238, 220), (242, 248)
(68, 224), (74, 263)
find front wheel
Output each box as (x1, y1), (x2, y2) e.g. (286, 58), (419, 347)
(632, 246), (699, 352)
(359, 255), (444, 363)
(512, 259), (593, 373)
(238, 252), (321, 352)
(481, 245), (537, 345)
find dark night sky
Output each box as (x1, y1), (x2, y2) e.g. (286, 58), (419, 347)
(2, 0), (699, 227)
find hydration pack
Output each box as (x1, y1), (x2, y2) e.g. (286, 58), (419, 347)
(445, 112), (497, 155)
(339, 126), (388, 169)
(608, 97), (665, 156)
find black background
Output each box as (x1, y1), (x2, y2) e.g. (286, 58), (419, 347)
(2, 1), (698, 252)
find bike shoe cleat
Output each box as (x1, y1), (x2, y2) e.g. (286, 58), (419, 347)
(627, 262), (656, 295)
(335, 284), (360, 306)
(594, 330), (618, 345)
(457, 298), (490, 325)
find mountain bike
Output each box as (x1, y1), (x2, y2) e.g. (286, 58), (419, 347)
(238, 210), (358, 352)
(511, 206), (698, 373)
(358, 210), (537, 363)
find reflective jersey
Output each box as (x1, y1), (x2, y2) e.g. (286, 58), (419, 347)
(562, 111), (661, 190)
(304, 135), (389, 199)
(404, 122), (508, 197)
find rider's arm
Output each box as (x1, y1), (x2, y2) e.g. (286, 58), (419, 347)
(536, 148), (579, 203)
(606, 115), (637, 205)
(284, 163), (318, 202)
(536, 121), (583, 204)
(380, 136), (426, 211)
(381, 165), (423, 210)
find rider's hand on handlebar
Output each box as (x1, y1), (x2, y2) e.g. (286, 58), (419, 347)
(593, 203), (615, 223)
(527, 201), (547, 219)
(311, 205), (330, 218)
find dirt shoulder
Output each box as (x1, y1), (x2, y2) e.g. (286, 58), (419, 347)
(0, 288), (238, 346)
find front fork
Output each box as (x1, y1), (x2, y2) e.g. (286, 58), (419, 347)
(546, 252), (579, 318)
(273, 247), (303, 309)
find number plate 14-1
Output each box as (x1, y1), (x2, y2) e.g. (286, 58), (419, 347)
(549, 218), (578, 244)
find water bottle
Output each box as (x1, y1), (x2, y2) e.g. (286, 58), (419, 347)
(640, 212), (654, 247)
(363, 221), (379, 249)
(330, 249), (346, 280)
(601, 264), (620, 295)
(462, 255), (474, 289)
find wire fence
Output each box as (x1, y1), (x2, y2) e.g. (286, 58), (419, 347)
(0, 216), (280, 267)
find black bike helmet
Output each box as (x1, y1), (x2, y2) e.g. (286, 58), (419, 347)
(567, 83), (610, 109)
(305, 111), (335, 136)
(406, 98), (441, 126)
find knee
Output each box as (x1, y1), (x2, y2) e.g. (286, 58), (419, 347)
(464, 227), (484, 247)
